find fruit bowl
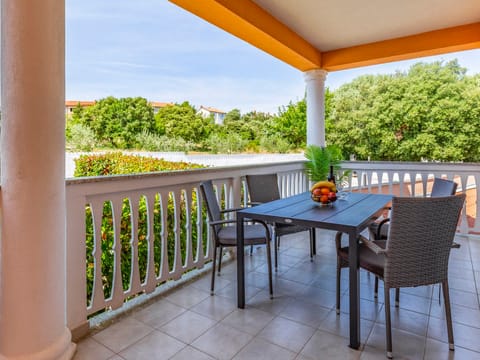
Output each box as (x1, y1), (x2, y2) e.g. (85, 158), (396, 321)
(310, 181), (337, 205)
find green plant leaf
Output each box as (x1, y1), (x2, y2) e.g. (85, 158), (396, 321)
(304, 145), (343, 182)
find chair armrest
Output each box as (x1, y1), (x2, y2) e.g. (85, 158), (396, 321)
(376, 218), (391, 239)
(248, 219), (271, 238)
(220, 207), (245, 214)
(208, 219), (236, 226)
(360, 235), (386, 255)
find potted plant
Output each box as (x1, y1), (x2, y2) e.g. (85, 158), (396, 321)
(304, 144), (343, 183)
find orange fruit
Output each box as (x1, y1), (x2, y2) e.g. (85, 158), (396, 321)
(320, 195), (329, 203)
(320, 187), (330, 195)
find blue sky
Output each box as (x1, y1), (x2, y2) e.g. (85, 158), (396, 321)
(66, 0), (480, 114)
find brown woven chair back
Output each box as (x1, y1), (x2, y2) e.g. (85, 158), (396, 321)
(384, 194), (465, 289)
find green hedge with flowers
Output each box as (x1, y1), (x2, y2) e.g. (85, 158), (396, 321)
(74, 153), (208, 309)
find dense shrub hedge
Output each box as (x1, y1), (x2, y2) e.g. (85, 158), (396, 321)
(74, 152), (204, 177)
(75, 153), (208, 307)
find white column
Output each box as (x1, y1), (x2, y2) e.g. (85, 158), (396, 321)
(0, 0), (75, 359)
(304, 69), (328, 147)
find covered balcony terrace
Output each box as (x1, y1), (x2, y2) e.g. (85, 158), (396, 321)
(1, 0), (479, 359)
(64, 161), (480, 359)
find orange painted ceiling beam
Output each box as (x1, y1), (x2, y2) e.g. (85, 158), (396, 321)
(170, 0), (479, 72)
(169, 0), (322, 71)
(322, 22), (480, 71)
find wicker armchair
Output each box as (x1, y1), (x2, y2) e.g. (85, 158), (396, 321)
(245, 174), (316, 270)
(368, 177), (458, 298)
(337, 195), (465, 359)
(200, 180), (273, 298)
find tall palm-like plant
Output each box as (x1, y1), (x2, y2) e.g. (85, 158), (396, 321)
(304, 145), (343, 183)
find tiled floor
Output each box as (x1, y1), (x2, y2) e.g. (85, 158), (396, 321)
(74, 230), (480, 360)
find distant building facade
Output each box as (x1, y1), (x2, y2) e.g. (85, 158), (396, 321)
(149, 101), (173, 114)
(197, 105), (227, 125)
(65, 100), (95, 115)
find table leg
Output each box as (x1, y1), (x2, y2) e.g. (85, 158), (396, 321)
(237, 214), (245, 308)
(348, 231), (360, 349)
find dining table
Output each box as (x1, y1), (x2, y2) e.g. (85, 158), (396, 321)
(236, 191), (392, 349)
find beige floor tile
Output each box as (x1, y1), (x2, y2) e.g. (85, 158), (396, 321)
(311, 276), (348, 294)
(191, 323), (253, 360)
(300, 330), (360, 360)
(428, 316), (480, 353)
(215, 282), (263, 300)
(160, 310), (216, 343)
(294, 355), (315, 360)
(169, 346), (215, 360)
(233, 338), (296, 360)
(376, 306), (429, 337)
(220, 308), (275, 335)
(400, 284), (434, 299)
(271, 277), (310, 297)
(258, 316), (316, 352)
(448, 288), (480, 309)
(73, 338), (115, 360)
(278, 299), (330, 328)
(190, 293), (237, 321)
(191, 272), (232, 293)
(133, 299), (186, 328)
(366, 323), (425, 359)
(448, 275), (478, 294)
(92, 317), (153, 353)
(164, 285), (210, 309)
(245, 271), (271, 289)
(118, 330), (185, 360)
(339, 296), (382, 321)
(430, 302), (480, 329)
(318, 310), (374, 343)
(294, 286), (337, 309)
(249, 290), (294, 315)
(393, 291), (432, 315)
(359, 345), (390, 360)
(275, 253), (304, 268)
(280, 267), (319, 285)
(424, 338), (480, 360)
(449, 267), (475, 281)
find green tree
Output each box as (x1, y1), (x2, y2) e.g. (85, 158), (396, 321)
(206, 109), (276, 152)
(271, 97), (307, 149)
(75, 97), (156, 149)
(328, 60), (480, 161)
(155, 102), (214, 144)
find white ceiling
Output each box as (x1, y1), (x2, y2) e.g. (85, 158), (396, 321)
(252, 0), (480, 51)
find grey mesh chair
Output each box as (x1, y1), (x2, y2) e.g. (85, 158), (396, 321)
(200, 180), (273, 298)
(337, 195), (465, 359)
(246, 174), (316, 270)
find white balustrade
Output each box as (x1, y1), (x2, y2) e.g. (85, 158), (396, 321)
(65, 162), (306, 338)
(340, 161), (480, 234)
(65, 160), (480, 338)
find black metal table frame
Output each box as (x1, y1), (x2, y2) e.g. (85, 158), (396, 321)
(235, 191), (392, 349)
